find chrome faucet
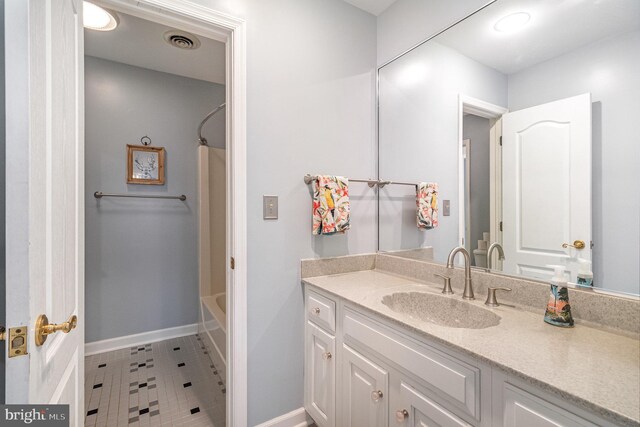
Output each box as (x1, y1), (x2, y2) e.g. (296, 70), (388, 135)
(446, 246), (474, 300)
(487, 242), (505, 270)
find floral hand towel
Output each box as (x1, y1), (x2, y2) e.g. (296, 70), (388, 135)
(312, 175), (350, 235)
(416, 182), (439, 229)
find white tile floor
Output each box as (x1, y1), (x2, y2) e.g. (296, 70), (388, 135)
(84, 334), (226, 427)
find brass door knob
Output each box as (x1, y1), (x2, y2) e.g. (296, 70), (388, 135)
(562, 240), (585, 249)
(35, 314), (78, 346)
(0, 326), (5, 342)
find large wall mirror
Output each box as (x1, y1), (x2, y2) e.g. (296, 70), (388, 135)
(378, 0), (639, 296)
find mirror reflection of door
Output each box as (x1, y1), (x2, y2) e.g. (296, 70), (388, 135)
(502, 93), (592, 282)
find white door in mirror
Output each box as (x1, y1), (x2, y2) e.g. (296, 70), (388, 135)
(502, 93), (591, 282)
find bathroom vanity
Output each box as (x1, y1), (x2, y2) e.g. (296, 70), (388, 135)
(302, 255), (640, 427)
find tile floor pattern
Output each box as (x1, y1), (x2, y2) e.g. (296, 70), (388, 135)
(85, 334), (226, 426)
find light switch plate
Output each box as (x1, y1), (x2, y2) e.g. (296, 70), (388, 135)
(263, 195), (278, 220)
(443, 200), (451, 216)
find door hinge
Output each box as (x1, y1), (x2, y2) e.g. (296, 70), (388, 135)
(499, 221), (503, 232)
(499, 136), (503, 146)
(230, 257), (235, 270)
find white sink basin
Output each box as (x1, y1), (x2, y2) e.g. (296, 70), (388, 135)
(382, 292), (501, 329)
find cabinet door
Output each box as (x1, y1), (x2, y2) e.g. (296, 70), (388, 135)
(396, 381), (472, 427)
(342, 344), (389, 427)
(502, 384), (598, 427)
(305, 321), (336, 427)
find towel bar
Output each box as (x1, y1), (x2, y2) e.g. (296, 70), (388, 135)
(94, 191), (187, 201)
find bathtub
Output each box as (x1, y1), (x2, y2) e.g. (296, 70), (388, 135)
(201, 291), (226, 367)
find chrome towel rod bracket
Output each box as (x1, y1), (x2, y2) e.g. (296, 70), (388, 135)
(94, 191), (186, 201)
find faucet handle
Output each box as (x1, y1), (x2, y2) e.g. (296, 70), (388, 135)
(434, 273), (454, 295)
(485, 287), (512, 307)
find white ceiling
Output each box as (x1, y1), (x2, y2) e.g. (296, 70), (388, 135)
(85, 12), (226, 84)
(342, 0), (398, 16)
(436, 0), (640, 75)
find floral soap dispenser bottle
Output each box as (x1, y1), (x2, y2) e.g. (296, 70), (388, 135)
(544, 265), (574, 327)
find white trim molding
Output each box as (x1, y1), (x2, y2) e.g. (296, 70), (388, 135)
(254, 408), (313, 427)
(85, 324), (199, 356)
(93, 1), (248, 425)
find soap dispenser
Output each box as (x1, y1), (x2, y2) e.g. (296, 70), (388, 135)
(544, 265), (574, 327)
(576, 260), (594, 289)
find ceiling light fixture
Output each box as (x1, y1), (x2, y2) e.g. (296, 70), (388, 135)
(83, 2), (119, 31)
(493, 12), (530, 33)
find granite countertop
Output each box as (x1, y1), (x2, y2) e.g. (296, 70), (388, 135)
(303, 269), (640, 426)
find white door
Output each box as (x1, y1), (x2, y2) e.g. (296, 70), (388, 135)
(341, 345), (388, 427)
(502, 94), (591, 282)
(5, 0), (84, 424)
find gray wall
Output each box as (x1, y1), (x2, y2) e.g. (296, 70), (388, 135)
(463, 114), (490, 257)
(176, 0), (378, 424)
(377, 0), (489, 65)
(1, 0), (5, 404)
(85, 56), (225, 342)
(508, 30), (640, 294)
(378, 41), (506, 262)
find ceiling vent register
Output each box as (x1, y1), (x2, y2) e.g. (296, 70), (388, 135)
(163, 30), (201, 50)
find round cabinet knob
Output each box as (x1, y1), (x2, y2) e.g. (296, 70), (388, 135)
(312, 307), (321, 315)
(322, 352), (332, 360)
(395, 409), (409, 423)
(371, 390), (384, 402)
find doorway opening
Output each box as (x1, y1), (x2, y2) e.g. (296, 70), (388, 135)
(458, 95), (508, 268)
(4, 0), (245, 424)
(82, 1), (246, 425)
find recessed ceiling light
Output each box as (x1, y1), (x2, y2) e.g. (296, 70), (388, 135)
(83, 2), (119, 31)
(494, 12), (530, 33)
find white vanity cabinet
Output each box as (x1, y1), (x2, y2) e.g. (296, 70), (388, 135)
(394, 380), (472, 427)
(303, 285), (619, 427)
(341, 344), (389, 426)
(491, 372), (604, 427)
(305, 290), (337, 427)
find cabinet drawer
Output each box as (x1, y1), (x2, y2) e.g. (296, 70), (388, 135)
(343, 308), (479, 419)
(306, 290), (336, 333)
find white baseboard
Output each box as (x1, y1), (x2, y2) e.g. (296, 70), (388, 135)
(85, 323), (199, 356)
(255, 407), (312, 427)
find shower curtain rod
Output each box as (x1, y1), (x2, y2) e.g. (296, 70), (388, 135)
(197, 102), (226, 146)
(303, 174), (417, 188)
